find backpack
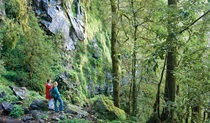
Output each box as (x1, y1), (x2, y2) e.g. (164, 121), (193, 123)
(49, 88), (56, 98)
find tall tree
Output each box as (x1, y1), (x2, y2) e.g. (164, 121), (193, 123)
(110, 0), (120, 107)
(161, 0), (177, 122)
(130, 0), (138, 116)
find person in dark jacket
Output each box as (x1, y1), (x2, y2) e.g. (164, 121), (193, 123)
(45, 79), (54, 110)
(53, 81), (64, 112)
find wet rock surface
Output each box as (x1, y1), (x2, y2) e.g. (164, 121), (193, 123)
(32, 0), (85, 51)
(9, 86), (27, 100)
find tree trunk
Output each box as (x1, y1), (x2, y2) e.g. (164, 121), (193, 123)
(110, 0), (120, 108)
(131, 25), (137, 116)
(131, 0), (138, 116)
(161, 33), (177, 123)
(126, 80), (132, 115)
(161, 0), (177, 122)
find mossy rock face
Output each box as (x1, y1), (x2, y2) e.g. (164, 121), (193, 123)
(93, 95), (126, 120)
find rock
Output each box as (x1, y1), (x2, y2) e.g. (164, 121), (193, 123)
(0, 0), (5, 20)
(87, 82), (112, 97)
(0, 91), (6, 98)
(93, 95), (126, 120)
(0, 103), (3, 111)
(52, 116), (60, 121)
(64, 102), (88, 117)
(9, 86), (27, 100)
(22, 116), (33, 122)
(0, 116), (22, 123)
(24, 107), (30, 114)
(58, 114), (66, 120)
(93, 52), (100, 59)
(12, 101), (23, 105)
(32, 0), (85, 51)
(65, 113), (72, 119)
(66, 8), (85, 41)
(31, 110), (44, 123)
(2, 102), (13, 113)
(30, 99), (48, 111)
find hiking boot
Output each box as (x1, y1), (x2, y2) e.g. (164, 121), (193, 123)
(59, 111), (64, 114)
(49, 108), (54, 111)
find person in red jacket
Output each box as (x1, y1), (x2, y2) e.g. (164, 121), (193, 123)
(45, 78), (54, 110)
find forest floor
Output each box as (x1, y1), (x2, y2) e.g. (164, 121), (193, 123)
(0, 104), (96, 123)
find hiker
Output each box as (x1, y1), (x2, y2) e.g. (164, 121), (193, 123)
(45, 78), (54, 110)
(53, 81), (64, 112)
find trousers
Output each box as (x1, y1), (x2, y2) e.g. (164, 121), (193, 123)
(48, 98), (54, 109)
(54, 96), (64, 112)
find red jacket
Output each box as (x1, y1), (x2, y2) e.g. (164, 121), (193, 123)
(46, 83), (53, 99)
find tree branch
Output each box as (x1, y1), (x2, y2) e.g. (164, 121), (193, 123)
(180, 10), (210, 34)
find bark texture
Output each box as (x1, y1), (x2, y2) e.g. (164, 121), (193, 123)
(161, 0), (177, 122)
(131, 0), (138, 116)
(110, 0), (120, 108)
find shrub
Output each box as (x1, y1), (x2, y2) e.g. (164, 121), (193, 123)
(9, 104), (24, 118)
(60, 118), (93, 123)
(0, 85), (18, 103)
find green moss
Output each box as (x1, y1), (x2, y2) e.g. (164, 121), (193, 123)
(72, 31), (111, 98)
(69, 0), (112, 104)
(0, 81), (44, 106)
(89, 95), (100, 104)
(101, 95), (126, 120)
(69, 70), (79, 82)
(85, 14), (103, 40)
(23, 90), (45, 106)
(60, 118), (93, 123)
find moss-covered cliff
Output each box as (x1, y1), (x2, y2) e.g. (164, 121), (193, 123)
(0, 0), (112, 106)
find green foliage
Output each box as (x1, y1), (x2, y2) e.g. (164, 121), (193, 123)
(60, 118), (93, 123)
(5, 0), (29, 32)
(23, 90), (45, 106)
(70, 27), (112, 102)
(0, 60), (5, 77)
(0, 94), (18, 103)
(1, 10), (62, 93)
(5, 0), (27, 20)
(41, 114), (49, 120)
(109, 120), (122, 123)
(0, 84), (18, 103)
(0, 19), (23, 50)
(9, 104), (24, 118)
(71, 3), (76, 17)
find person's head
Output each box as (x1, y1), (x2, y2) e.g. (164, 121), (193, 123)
(47, 78), (51, 83)
(53, 81), (58, 87)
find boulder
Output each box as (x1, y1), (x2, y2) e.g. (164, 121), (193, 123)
(2, 102), (13, 113)
(93, 95), (126, 120)
(0, 91), (6, 98)
(64, 102), (88, 117)
(9, 86), (27, 100)
(0, 103), (3, 111)
(31, 110), (44, 123)
(30, 99), (48, 111)
(22, 116), (33, 122)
